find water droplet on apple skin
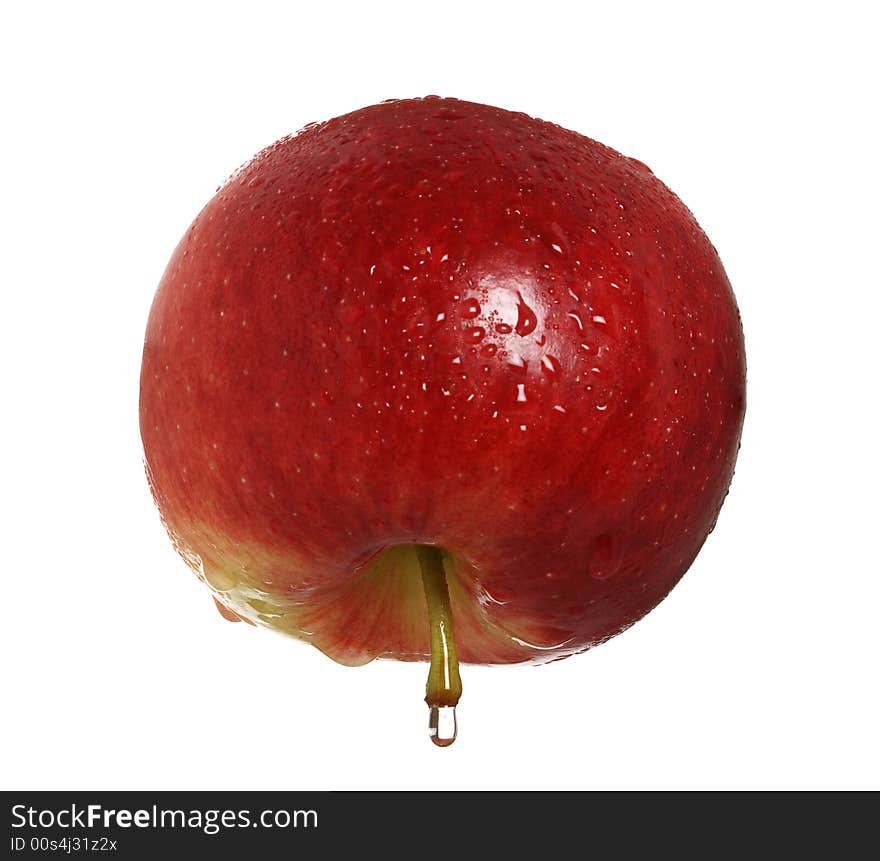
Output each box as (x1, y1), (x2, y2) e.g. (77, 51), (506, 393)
(461, 299), (481, 319)
(541, 354), (561, 378)
(587, 533), (620, 580)
(214, 597), (242, 622)
(514, 293), (537, 336)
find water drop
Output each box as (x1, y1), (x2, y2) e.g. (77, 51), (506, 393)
(467, 326), (486, 342)
(496, 322), (513, 335)
(567, 312), (584, 333)
(541, 355), (561, 377)
(462, 299), (481, 319)
(588, 533), (619, 580)
(213, 597), (242, 622)
(514, 293), (538, 336)
(428, 705), (457, 747)
(480, 343), (498, 357)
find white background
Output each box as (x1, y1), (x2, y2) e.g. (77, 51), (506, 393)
(2, 1), (877, 790)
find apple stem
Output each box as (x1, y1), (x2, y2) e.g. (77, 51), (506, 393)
(416, 544), (462, 747)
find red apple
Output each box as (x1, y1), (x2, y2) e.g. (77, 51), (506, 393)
(140, 97), (745, 745)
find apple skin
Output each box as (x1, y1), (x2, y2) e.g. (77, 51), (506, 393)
(140, 97), (745, 666)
